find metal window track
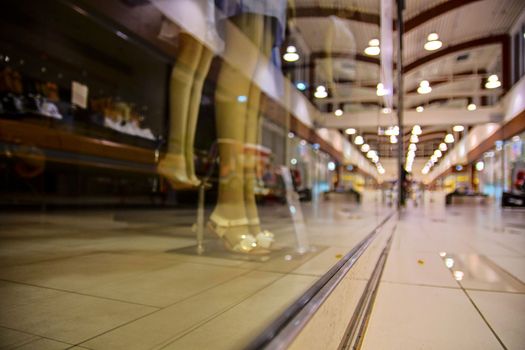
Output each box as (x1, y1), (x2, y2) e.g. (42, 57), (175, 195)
(245, 212), (396, 350)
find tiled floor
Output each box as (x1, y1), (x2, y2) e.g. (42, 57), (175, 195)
(362, 196), (525, 350)
(0, 192), (389, 349)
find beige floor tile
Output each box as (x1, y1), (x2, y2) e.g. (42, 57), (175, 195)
(445, 254), (525, 293)
(292, 246), (355, 276)
(468, 290), (525, 350)
(487, 255), (525, 283)
(0, 253), (176, 292)
(383, 250), (458, 288)
(0, 281), (156, 344)
(83, 271), (283, 350)
(162, 274), (318, 350)
(82, 262), (249, 307)
(361, 283), (502, 350)
(14, 338), (74, 350)
(0, 326), (39, 348)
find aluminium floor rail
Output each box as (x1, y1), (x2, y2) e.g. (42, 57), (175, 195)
(245, 211), (396, 350)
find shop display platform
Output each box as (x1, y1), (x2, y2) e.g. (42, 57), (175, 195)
(0, 193), (389, 349)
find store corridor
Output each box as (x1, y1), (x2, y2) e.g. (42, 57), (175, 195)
(363, 198), (525, 349)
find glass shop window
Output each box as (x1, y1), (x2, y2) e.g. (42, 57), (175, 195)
(0, 0), (170, 148)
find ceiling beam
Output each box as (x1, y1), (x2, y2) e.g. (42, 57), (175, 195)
(403, 35), (506, 74)
(404, 0), (482, 32)
(291, 0), (482, 33)
(405, 69), (487, 93)
(288, 7), (379, 25)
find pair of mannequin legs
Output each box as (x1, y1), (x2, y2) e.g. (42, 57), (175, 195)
(209, 13), (275, 253)
(158, 33), (213, 188)
(158, 14), (275, 254)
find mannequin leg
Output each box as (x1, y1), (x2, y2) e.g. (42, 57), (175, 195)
(210, 14), (265, 253)
(158, 33), (203, 188)
(185, 45), (213, 185)
(244, 22), (275, 248)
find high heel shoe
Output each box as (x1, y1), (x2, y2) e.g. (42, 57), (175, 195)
(158, 153), (200, 189)
(208, 213), (270, 254)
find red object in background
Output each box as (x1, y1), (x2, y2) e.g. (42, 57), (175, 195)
(515, 171), (525, 192)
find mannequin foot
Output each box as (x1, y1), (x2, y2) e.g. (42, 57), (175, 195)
(248, 219), (275, 249)
(208, 213), (270, 254)
(158, 153), (200, 189)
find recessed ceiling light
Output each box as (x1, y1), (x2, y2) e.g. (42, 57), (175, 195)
(345, 128), (356, 135)
(467, 103), (477, 111)
(334, 109), (343, 117)
(354, 135), (364, 145)
(361, 143), (370, 152)
(453, 125), (464, 132)
(416, 106), (424, 112)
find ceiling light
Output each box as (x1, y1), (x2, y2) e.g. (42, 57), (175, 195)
(334, 109), (343, 117)
(467, 103), (477, 111)
(476, 161), (484, 171)
(445, 133), (455, 143)
(434, 149), (442, 157)
(390, 135), (398, 144)
(431, 155), (438, 162)
(412, 125), (422, 135)
(364, 46), (380, 56)
(439, 143), (447, 151)
(424, 33), (442, 51)
(409, 144), (417, 151)
(378, 167), (385, 174)
(407, 150), (415, 158)
(410, 134), (419, 143)
(364, 39), (380, 56)
(382, 107), (392, 114)
(361, 143), (370, 152)
(416, 106), (424, 112)
(367, 150), (377, 159)
(283, 46), (300, 62)
(314, 85), (328, 98)
(417, 80), (432, 94)
(485, 74), (501, 89)
(296, 82), (307, 91)
(354, 135), (364, 145)
(345, 128), (356, 135)
(376, 83), (387, 96)
(453, 125), (464, 132)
